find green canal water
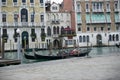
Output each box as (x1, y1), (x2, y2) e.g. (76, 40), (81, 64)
(4, 46), (120, 64)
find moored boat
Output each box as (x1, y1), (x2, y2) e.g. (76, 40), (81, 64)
(116, 43), (120, 48)
(34, 48), (91, 60)
(24, 52), (36, 59)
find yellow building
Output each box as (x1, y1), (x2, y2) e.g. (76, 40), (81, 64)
(0, 0), (47, 51)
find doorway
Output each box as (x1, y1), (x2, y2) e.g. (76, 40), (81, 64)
(22, 31), (29, 49)
(96, 34), (102, 46)
(53, 39), (59, 48)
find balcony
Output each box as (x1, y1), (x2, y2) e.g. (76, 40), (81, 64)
(1, 22), (42, 27)
(51, 20), (60, 24)
(2, 2), (6, 6)
(115, 8), (119, 12)
(13, 2), (18, 6)
(76, 9), (81, 13)
(77, 20), (82, 24)
(59, 28), (76, 38)
(86, 9), (90, 12)
(52, 34), (59, 38)
(115, 19), (120, 23)
(106, 9), (111, 12)
(22, 2), (26, 6)
(86, 20), (111, 24)
(92, 9), (104, 12)
(30, 3), (34, 7)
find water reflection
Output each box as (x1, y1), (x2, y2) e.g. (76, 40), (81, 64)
(4, 47), (120, 64)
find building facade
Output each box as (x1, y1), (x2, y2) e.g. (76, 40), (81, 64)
(75, 0), (120, 47)
(45, 1), (76, 48)
(62, 0), (76, 31)
(0, 0), (47, 51)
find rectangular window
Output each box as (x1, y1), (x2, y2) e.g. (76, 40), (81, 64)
(78, 27), (81, 31)
(14, 14), (18, 22)
(94, 27), (96, 31)
(40, 0), (43, 7)
(2, 14), (6, 22)
(86, 3), (89, 9)
(3, 29), (8, 43)
(22, 0), (26, 3)
(115, 3), (118, 9)
(2, 0), (6, 2)
(107, 3), (110, 9)
(13, 0), (18, 6)
(31, 29), (35, 42)
(31, 14), (34, 22)
(30, 0), (34, 3)
(13, 0), (17, 2)
(2, 0), (6, 6)
(100, 2), (102, 10)
(40, 15), (44, 22)
(87, 27), (90, 31)
(40, 0), (43, 3)
(101, 27), (104, 31)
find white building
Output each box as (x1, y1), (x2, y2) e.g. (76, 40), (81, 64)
(45, 2), (76, 48)
(75, 0), (120, 47)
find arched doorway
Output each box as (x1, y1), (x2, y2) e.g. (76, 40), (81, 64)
(22, 31), (29, 49)
(21, 8), (28, 22)
(96, 34), (102, 46)
(53, 39), (59, 48)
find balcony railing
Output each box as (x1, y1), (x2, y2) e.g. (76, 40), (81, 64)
(106, 9), (111, 12)
(86, 9), (90, 12)
(30, 3), (34, 7)
(1, 22), (41, 27)
(115, 19), (120, 23)
(59, 33), (76, 37)
(92, 9), (104, 12)
(76, 9), (81, 12)
(51, 19), (60, 24)
(115, 8), (119, 12)
(77, 20), (82, 24)
(2, 2), (6, 6)
(86, 20), (111, 24)
(13, 2), (18, 6)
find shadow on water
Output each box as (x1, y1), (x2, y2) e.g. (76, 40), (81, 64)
(3, 46), (120, 64)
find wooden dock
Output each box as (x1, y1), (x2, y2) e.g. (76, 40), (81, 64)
(0, 59), (21, 67)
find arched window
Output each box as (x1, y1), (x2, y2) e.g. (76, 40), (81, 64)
(57, 26), (59, 34)
(113, 34), (115, 41)
(53, 26), (56, 34)
(109, 35), (112, 41)
(47, 26), (51, 36)
(87, 35), (89, 42)
(61, 27), (64, 34)
(79, 36), (82, 42)
(83, 36), (86, 42)
(21, 8), (28, 22)
(116, 34), (119, 41)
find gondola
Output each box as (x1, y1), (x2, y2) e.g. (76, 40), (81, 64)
(71, 48), (91, 57)
(34, 48), (91, 60)
(24, 52), (36, 59)
(116, 43), (120, 48)
(34, 53), (67, 60)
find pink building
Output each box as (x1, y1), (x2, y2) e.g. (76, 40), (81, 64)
(62, 0), (76, 31)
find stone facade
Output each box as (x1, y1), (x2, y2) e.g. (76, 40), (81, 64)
(75, 0), (120, 47)
(45, 2), (76, 48)
(0, 0), (46, 51)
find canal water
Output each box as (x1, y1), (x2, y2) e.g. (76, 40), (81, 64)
(4, 46), (120, 64)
